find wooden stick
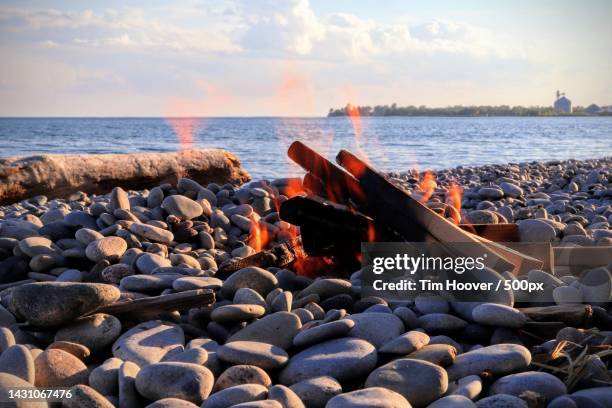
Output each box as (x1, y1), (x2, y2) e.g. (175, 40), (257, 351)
(471, 235), (544, 275)
(288, 141), (368, 208)
(336, 149), (516, 273)
(520, 304), (593, 327)
(93, 289), (215, 319)
(216, 238), (306, 280)
(459, 224), (519, 242)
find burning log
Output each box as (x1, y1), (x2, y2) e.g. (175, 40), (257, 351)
(335, 149), (522, 273)
(288, 141), (368, 209)
(216, 238), (307, 280)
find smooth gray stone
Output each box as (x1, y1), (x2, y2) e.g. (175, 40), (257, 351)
(366, 358), (448, 407)
(326, 387), (411, 408)
(112, 320), (184, 366)
(446, 344), (531, 381)
(135, 362), (213, 405)
(279, 338), (377, 385)
(201, 384), (268, 408)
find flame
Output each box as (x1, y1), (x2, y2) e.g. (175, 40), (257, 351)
(285, 178), (305, 198)
(366, 220), (376, 242)
(418, 171), (437, 203)
(292, 255), (334, 278)
(445, 183), (463, 224)
(248, 220), (271, 252)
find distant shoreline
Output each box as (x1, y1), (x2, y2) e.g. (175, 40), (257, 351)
(327, 104), (612, 118)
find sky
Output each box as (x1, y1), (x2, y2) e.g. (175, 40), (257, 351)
(0, 0), (610, 116)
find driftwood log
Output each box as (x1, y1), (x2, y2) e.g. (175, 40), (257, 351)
(0, 149), (251, 205)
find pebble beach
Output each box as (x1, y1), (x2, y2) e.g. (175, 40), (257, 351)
(0, 155), (611, 408)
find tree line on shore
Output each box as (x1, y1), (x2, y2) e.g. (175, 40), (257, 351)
(327, 103), (607, 117)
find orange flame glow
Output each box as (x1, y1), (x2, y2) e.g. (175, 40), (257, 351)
(445, 183), (463, 224)
(418, 171), (437, 203)
(248, 220), (271, 252)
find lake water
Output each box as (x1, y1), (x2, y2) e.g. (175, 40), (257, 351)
(1, 117), (611, 179)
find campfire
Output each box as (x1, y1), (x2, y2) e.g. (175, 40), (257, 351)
(217, 141), (545, 281)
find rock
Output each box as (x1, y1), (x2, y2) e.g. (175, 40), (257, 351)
(326, 387), (411, 408)
(428, 395), (475, 408)
(490, 371), (568, 404)
(9, 282), (120, 328)
(221, 267), (278, 298)
(465, 210), (498, 225)
(18, 236), (55, 257)
(129, 223), (174, 244)
(292, 319), (355, 348)
(297, 279), (352, 300)
(0, 344), (35, 383)
(55, 313), (122, 352)
(56, 269), (83, 282)
(135, 362), (214, 405)
(162, 195), (203, 220)
(146, 398), (199, 408)
(211, 304), (266, 323)
(380, 330), (430, 354)
(366, 358), (447, 407)
(289, 376), (341, 408)
(475, 395), (527, 408)
(278, 338), (377, 385)
(63, 384), (115, 408)
(201, 384), (268, 408)
(64, 211), (98, 229)
(0, 372), (48, 407)
(472, 303), (527, 328)
(393, 306), (418, 329)
(580, 267), (612, 303)
(34, 348), (89, 387)
(446, 344), (531, 381)
(406, 344), (457, 367)
(85, 236), (127, 262)
(228, 312), (301, 350)
(548, 396), (579, 408)
(217, 341), (289, 369)
(110, 186), (130, 211)
(267, 385), (305, 408)
(120, 273), (178, 292)
(415, 294), (450, 314)
(448, 375), (482, 400)
(553, 286), (583, 305)
(499, 182), (523, 198)
(569, 387), (612, 407)
(136, 253), (173, 274)
(101, 263), (134, 285)
(0, 327), (15, 353)
(119, 361), (141, 408)
(231, 401), (282, 408)
(214, 365), (271, 391)
(479, 187), (504, 199)
(418, 313), (468, 333)
(89, 357), (122, 395)
(517, 219), (557, 242)
(348, 312), (404, 348)
(112, 320), (184, 366)
(271, 291), (292, 312)
(173, 277), (223, 292)
(162, 347), (208, 365)
(47, 341), (90, 360)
